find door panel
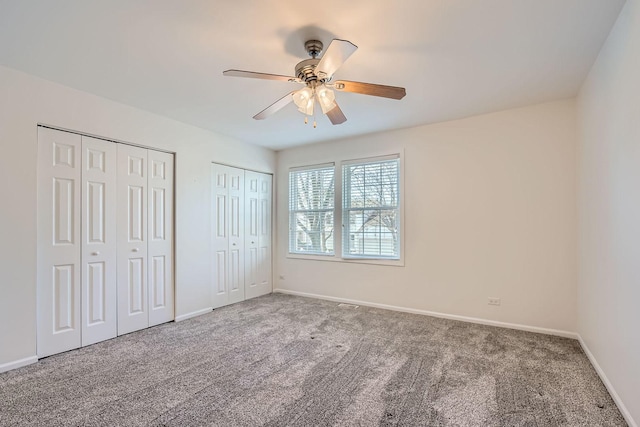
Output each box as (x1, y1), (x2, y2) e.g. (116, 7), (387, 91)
(216, 195), (226, 238)
(230, 249), (241, 291)
(258, 174), (272, 292)
(117, 144), (149, 335)
(53, 264), (74, 331)
(244, 172), (259, 294)
(38, 127), (82, 357)
(81, 136), (117, 346)
(215, 251), (226, 294)
(227, 167), (244, 304)
(151, 188), (165, 239)
(86, 182), (105, 243)
(87, 262), (106, 324)
(151, 256), (166, 308)
(212, 175), (228, 304)
(211, 164), (245, 308)
(245, 171), (272, 300)
(53, 178), (75, 244)
(128, 258), (145, 312)
(148, 150), (174, 326)
(128, 186), (144, 241)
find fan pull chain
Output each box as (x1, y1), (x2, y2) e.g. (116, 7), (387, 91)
(304, 117), (308, 125)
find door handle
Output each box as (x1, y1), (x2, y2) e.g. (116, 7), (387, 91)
(91, 251), (100, 256)
(232, 243), (237, 246)
(251, 241), (255, 244)
(132, 248), (140, 252)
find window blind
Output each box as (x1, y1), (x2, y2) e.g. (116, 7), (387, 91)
(342, 158), (400, 259)
(289, 165), (335, 255)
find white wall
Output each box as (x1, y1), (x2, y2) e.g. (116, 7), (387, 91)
(0, 65), (275, 370)
(577, 0), (640, 424)
(276, 99), (577, 333)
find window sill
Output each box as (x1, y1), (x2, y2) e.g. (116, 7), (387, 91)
(286, 253), (404, 267)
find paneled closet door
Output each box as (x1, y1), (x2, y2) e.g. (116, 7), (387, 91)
(257, 172), (272, 294)
(148, 150), (174, 327)
(81, 136), (117, 346)
(117, 144), (149, 335)
(211, 164), (245, 308)
(37, 127), (82, 358)
(245, 171), (272, 300)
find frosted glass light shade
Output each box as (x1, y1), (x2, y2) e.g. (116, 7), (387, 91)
(316, 85), (336, 114)
(293, 87), (314, 115)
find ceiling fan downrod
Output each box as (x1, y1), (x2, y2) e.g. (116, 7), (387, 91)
(295, 40), (326, 84)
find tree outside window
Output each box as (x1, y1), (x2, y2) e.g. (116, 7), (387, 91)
(343, 159), (399, 258)
(289, 166), (335, 254)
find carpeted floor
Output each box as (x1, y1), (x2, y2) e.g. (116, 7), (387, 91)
(0, 293), (626, 426)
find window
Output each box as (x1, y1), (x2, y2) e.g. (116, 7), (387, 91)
(288, 154), (402, 263)
(342, 157), (400, 259)
(289, 164), (335, 255)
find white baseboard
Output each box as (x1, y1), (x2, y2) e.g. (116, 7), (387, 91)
(175, 307), (213, 322)
(273, 288), (578, 339)
(578, 335), (637, 427)
(0, 355), (37, 373)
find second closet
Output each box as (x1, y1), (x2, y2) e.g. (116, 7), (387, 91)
(211, 163), (272, 308)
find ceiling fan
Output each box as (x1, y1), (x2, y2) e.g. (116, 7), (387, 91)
(223, 39), (406, 126)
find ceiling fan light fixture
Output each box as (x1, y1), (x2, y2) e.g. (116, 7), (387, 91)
(224, 38), (406, 125)
(316, 84), (336, 114)
(292, 87), (314, 115)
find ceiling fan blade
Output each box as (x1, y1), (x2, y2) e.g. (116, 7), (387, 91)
(253, 91), (296, 120)
(223, 69), (302, 83)
(315, 39), (358, 79)
(326, 103), (347, 125)
(332, 80), (406, 100)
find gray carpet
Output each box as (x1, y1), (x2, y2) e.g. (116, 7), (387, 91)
(0, 293), (626, 426)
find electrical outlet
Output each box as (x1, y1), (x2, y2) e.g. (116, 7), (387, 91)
(488, 297), (501, 306)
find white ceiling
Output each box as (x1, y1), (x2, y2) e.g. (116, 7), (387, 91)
(0, 0), (625, 150)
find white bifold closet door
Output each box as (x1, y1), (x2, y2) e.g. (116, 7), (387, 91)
(147, 149), (174, 327)
(38, 127), (174, 357)
(81, 136), (117, 346)
(116, 145), (149, 335)
(38, 130), (118, 357)
(244, 170), (272, 300)
(117, 144), (174, 335)
(212, 164), (245, 308)
(211, 163), (272, 309)
(37, 128), (83, 357)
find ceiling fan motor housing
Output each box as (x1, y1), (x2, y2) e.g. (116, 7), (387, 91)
(295, 40), (331, 85)
(295, 59), (321, 84)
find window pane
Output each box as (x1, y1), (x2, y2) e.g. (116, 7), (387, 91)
(346, 160), (399, 208)
(343, 158), (399, 259)
(346, 209), (398, 257)
(292, 212), (334, 253)
(289, 166), (335, 255)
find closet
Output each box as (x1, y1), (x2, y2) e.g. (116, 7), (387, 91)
(211, 164), (272, 308)
(37, 127), (174, 358)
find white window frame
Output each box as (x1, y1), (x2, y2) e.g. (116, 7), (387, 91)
(287, 152), (404, 267)
(288, 163), (336, 256)
(342, 155), (401, 260)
